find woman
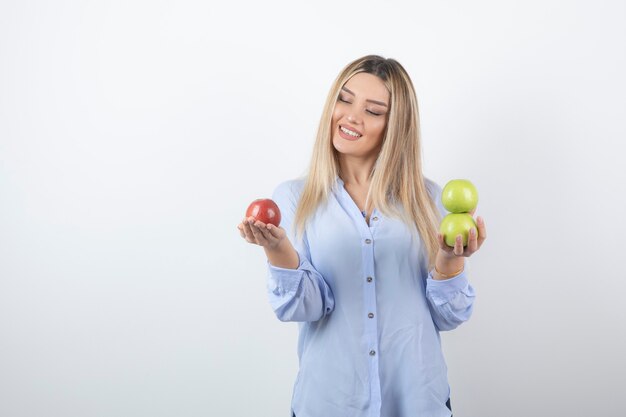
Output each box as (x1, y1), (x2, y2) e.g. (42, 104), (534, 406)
(237, 55), (486, 417)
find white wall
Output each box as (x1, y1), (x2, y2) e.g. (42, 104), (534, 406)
(1, 1), (624, 416)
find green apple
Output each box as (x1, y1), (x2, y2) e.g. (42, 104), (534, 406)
(439, 213), (477, 247)
(442, 179), (478, 213)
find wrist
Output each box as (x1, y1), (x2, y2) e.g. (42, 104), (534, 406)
(433, 250), (465, 280)
(264, 238), (299, 269)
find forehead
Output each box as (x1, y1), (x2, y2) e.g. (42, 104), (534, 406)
(343, 72), (389, 102)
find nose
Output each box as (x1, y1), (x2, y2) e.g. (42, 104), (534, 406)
(347, 113), (361, 124)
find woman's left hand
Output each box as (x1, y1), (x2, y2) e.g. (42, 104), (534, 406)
(437, 210), (487, 257)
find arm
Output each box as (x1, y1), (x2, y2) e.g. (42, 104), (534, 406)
(425, 264), (475, 331)
(265, 180), (335, 322)
(263, 237), (299, 269)
(423, 178), (478, 331)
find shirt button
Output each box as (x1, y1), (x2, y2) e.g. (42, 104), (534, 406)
(365, 239), (372, 244)
(368, 313), (374, 318)
(369, 350), (376, 356)
(372, 216), (378, 221)
(366, 276), (373, 282)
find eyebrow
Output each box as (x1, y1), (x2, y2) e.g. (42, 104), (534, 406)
(341, 87), (388, 107)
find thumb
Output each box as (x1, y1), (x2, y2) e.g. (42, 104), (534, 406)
(266, 224), (286, 239)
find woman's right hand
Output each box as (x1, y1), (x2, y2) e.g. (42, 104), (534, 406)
(237, 216), (287, 250)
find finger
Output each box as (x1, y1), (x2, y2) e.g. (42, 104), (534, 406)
(454, 234), (463, 256)
(237, 223), (246, 238)
(254, 220), (275, 243)
(252, 220), (275, 246)
(266, 224), (282, 240)
(467, 227), (478, 253)
(476, 216), (487, 244)
(242, 218), (256, 243)
(437, 232), (445, 249)
(438, 233), (452, 252)
(250, 221), (268, 245)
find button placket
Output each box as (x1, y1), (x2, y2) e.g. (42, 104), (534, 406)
(336, 178), (382, 405)
(368, 208), (380, 230)
(362, 231), (379, 362)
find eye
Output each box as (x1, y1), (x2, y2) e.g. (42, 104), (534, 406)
(367, 110), (382, 116)
(338, 97), (350, 103)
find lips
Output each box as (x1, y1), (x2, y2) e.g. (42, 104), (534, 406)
(338, 125), (361, 141)
(340, 124), (363, 136)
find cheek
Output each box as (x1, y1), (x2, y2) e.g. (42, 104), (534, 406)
(331, 109), (341, 125)
(373, 120), (387, 138)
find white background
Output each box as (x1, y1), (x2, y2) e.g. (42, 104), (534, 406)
(1, 1), (625, 416)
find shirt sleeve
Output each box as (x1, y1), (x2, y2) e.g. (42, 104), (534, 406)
(425, 265), (475, 331)
(422, 178), (477, 331)
(266, 180), (335, 322)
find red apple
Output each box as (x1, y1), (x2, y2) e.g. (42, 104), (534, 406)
(246, 198), (281, 227)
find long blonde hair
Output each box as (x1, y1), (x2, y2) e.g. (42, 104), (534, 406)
(293, 55), (442, 269)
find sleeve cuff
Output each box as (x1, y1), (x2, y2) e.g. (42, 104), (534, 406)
(426, 269), (469, 306)
(266, 251), (306, 296)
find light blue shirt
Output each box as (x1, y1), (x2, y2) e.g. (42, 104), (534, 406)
(266, 175), (475, 417)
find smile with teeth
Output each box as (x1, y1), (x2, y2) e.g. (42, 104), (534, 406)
(340, 126), (362, 138)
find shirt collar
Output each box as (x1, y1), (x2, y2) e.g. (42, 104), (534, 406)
(333, 175), (345, 194)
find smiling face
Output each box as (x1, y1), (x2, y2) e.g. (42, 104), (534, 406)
(331, 72), (390, 159)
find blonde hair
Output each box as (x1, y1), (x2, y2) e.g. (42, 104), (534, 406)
(293, 55), (442, 269)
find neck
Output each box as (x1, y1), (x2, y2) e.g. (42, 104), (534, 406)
(339, 155), (377, 187)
